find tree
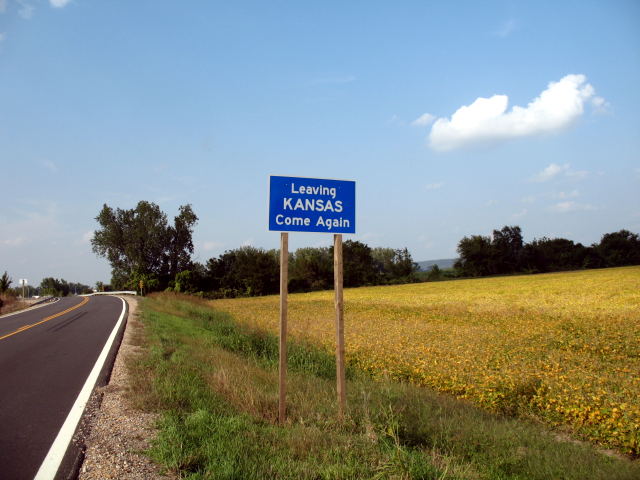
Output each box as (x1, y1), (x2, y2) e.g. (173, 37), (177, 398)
(491, 225), (524, 274)
(523, 237), (589, 272)
(40, 278), (70, 297)
(455, 234), (494, 277)
(91, 201), (198, 290)
(167, 205), (198, 279)
(426, 264), (442, 281)
(289, 247), (333, 291)
(207, 246), (279, 297)
(0, 271), (12, 293)
(597, 230), (640, 267)
(372, 247), (418, 282)
(337, 240), (378, 287)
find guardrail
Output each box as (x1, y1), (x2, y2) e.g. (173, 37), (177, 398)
(81, 291), (138, 296)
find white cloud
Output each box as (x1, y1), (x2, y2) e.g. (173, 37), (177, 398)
(428, 74), (601, 151)
(532, 163), (570, 182)
(0, 0), (6, 13)
(531, 163), (589, 183)
(591, 96), (610, 113)
(550, 201), (595, 213)
(82, 231), (93, 243)
(521, 195), (536, 204)
(412, 113), (435, 127)
(49, 0), (71, 7)
(425, 182), (444, 191)
(494, 19), (517, 38)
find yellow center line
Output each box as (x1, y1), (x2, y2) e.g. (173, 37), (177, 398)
(0, 297), (90, 341)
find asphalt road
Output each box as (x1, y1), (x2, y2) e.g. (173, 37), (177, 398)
(0, 295), (125, 480)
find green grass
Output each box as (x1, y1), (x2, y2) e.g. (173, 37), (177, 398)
(127, 293), (640, 479)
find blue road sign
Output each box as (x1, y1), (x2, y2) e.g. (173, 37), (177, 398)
(269, 176), (356, 233)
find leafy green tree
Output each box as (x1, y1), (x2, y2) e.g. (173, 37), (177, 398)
(0, 271), (12, 293)
(491, 225), (524, 274)
(91, 201), (198, 290)
(40, 277), (70, 297)
(523, 237), (590, 272)
(426, 264), (442, 281)
(372, 247), (396, 281)
(455, 234), (494, 277)
(337, 240), (378, 287)
(597, 230), (640, 267)
(172, 268), (206, 294)
(289, 247), (333, 291)
(207, 246), (279, 296)
(372, 247), (418, 282)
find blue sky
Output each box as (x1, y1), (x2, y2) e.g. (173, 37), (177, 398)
(1, 0), (639, 287)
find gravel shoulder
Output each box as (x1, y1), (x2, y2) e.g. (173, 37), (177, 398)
(78, 295), (174, 480)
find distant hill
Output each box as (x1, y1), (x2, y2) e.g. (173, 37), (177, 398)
(417, 258), (457, 271)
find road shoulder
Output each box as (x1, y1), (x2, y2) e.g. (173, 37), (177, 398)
(78, 296), (173, 480)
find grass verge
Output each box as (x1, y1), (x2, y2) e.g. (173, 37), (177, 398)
(128, 293), (640, 479)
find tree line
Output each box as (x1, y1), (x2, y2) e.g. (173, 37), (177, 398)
(0, 272), (92, 300)
(90, 201), (640, 297)
(455, 226), (640, 277)
(91, 201), (419, 296)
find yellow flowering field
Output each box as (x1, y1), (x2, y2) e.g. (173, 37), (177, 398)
(210, 266), (640, 455)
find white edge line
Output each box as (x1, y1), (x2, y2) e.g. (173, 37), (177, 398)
(33, 296), (127, 480)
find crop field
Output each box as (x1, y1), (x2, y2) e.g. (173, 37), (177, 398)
(210, 266), (640, 455)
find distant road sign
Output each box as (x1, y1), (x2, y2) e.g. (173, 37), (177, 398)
(269, 176), (356, 234)
(19, 279), (28, 286)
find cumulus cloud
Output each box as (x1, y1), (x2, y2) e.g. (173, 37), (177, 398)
(531, 163), (589, 182)
(428, 74), (601, 151)
(412, 113), (435, 127)
(532, 163), (570, 182)
(49, 0), (71, 7)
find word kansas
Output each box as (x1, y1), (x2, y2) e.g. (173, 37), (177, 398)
(283, 183), (343, 212)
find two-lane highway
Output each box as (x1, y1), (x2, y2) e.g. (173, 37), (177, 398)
(0, 295), (126, 480)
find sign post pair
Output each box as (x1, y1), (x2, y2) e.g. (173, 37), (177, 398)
(269, 175), (356, 423)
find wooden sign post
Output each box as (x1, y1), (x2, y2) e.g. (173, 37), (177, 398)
(279, 232), (288, 424)
(334, 234), (346, 418)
